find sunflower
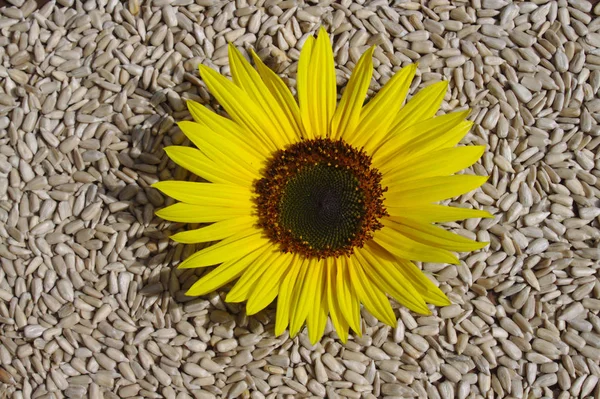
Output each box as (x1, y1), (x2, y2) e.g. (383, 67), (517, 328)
(154, 28), (492, 344)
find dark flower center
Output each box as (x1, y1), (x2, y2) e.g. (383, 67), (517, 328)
(254, 139), (387, 258)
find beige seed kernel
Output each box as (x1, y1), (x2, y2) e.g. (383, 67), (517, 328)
(0, 0), (597, 398)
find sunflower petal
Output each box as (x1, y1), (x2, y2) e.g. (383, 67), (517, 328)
(178, 231), (267, 268)
(300, 28), (336, 139)
(351, 64), (418, 151)
(290, 258), (321, 337)
(374, 224), (459, 265)
(297, 35), (315, 139)
(347, 256), (396, 326)
(307, 260), (328, 345)
(395, 259), (452, 306)
(275, 257), (303, 336)
(185, 243), (269, 296)
(374, 110), (469, 169)
(229, 45), (297, 143)
(382, 146), (485, 185)
(199, 64), (285, 150)
(170, 216), (256, 244)
(390, 80), (449, 132)
(155, 203), (249, 223)
(420, 120), (474, 154)
(378, 120), (474, 172)
(355, 247), (431, 314)
(178, 121), (262, 175)
(251, 50), (304, 141)
(338, 257), (362, 335)
(332, 47), (374, 140)
(385, 175), (489, 206)
(186, 100), (269, 158)
(364, 241), (451, 306)
(152, 181), (251, 207)
(326, 258), (349, 343)
(164, 146), (251, 187)
(386, 217), (489, 252)
(387, 204), (494, 223)
(246, 252), (294, 315)
(226, 248), (279, 303)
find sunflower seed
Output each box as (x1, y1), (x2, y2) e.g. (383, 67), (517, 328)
(1, 0), (598, 397)
(559, 302), (586, 321)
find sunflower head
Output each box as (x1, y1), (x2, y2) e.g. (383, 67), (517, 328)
(154, 27), (492, 344)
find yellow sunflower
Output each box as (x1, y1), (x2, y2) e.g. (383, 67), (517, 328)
(154, 28), (492, 344)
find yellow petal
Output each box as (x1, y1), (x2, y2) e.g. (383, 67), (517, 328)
(395, 259), (452, 306)
(307, 259), (328, 345)
(297, 35), (315, 138)
(226, 248), (280, 303)
(185, 243), (269, 296)
(326, 258), (349, 343)
(374, 224), (459, 265)
(380, 120), (473, 173)
(418, 120), (474, 154)
(155, 203), (249, 223)
(178, 231), (267, 268)
(385, 175), (489, 207)
(199, 64), (286, 151)
(355, 247), (430, 314)
(387, 204), (494, 223)
(178, 121), (262, 175)
(164, 146), (251, 187)
(250, 50), (305, 142)
(275, 257), (303, 336)
(152, 181), (252, 207)
(386, 216), (489, 252)
(300, 28), (336, 139)
(246, 252), (294, 315)
(170, 216), (256, 244)
(229, 45), (297, 143)
(337, 256), (362, 335)
(350, 64), (418, 151)
(290, 258), (321, 337)
(186, 100), (269, 158)
(331, 47), (374, 141)
(374, 110), (469, 170)
(347, 256), (396, 327)
(390, 80), (449, 132)
(362, 242), (451, 306)
(382, 146), (485, 185)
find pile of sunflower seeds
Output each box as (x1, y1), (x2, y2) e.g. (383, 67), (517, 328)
(1, 0), (599, 397)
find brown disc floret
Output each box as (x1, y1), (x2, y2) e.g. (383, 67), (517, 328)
(254, 138), (388, 258)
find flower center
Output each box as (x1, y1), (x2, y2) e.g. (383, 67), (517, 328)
(254, 139), (388, 258)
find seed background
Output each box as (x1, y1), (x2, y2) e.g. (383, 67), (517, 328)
(1, 0), (600, 398)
